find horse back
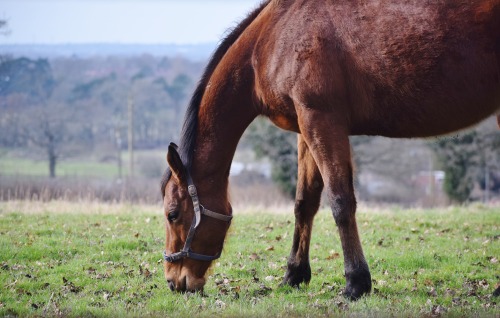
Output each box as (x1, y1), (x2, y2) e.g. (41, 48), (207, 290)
(252, 0), (500, 137)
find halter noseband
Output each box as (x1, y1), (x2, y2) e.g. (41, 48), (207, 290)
(163, 156), (232, 263)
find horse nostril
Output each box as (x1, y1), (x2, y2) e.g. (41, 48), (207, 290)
(167, 280), (175, 292)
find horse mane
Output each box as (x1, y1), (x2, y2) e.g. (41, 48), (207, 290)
(161, 0), (271, 195)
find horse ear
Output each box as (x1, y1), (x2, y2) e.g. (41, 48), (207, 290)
(167, 144), (186, 184)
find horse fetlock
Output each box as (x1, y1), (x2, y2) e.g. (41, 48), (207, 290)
(281, 261), (311, 287)
(344, 267), (372, 301)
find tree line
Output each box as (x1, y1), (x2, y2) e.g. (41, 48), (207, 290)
(246, 116), (500, 204)
(1, 41), (499, 204)
(0, 54), (202, 177)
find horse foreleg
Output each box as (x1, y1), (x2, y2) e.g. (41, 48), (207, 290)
(282, 134), (324, 287)
(297, 110), (371, 300)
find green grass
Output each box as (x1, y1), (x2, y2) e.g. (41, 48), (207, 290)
(0, 149), (167, 179)
(0, 201), (498, 317)
(0, 157), (120, 178)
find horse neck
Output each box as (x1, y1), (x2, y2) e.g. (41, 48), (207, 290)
(191, 52), (258, 208)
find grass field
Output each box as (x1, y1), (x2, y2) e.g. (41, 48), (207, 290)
(0, 157), (121, 179)
(0, 201), (498, 317)
(0, 149), (166, 179)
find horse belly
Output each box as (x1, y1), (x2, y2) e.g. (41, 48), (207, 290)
(354, 93), (500, 138)
(352, 53), (500, 138)
(338, 2), (500, 137)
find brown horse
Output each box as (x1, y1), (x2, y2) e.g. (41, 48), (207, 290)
(161, 0), (500, 299)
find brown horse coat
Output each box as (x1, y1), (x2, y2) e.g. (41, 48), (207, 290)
(251, 0), (500, 137)
(162, 0), (500, 299)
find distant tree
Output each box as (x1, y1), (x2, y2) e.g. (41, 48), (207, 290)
(168, 74), (193, 103)
(471, 120), (500, 198)
(0, 57), (56, 150)
(16, 88), (94, 178)
(0, 58), (55, 101)
(153, 74), (191, 109)
(1, 57), (89, 177)
(0, 111), (23, 147)
(22, 106), (72, 178)
(246, 119), (298, 199)
(70, 73), (116, 102)
(131, 66), (154, 82)
(430, 132), (477, 203)
(430, 118), (500, 204)
(132, 79), (174, 146)
(0, 53), (207, 178)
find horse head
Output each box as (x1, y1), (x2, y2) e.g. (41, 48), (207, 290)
(162, 143), (232, 292)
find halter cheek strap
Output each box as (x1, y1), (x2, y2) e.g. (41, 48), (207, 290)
(163, 205), (232, 262)
(163, 143), (233, 263)
(163, 166), (232, 263)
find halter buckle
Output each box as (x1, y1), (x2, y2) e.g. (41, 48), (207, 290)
(188, 185), (197, 197)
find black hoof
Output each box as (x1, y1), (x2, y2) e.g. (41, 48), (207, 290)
(281, 262), (311, 287)
(344, 268), (372, 301)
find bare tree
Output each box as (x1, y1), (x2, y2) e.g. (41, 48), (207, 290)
(21, 105), (91, 178)
(21, 105), (74, 177)
(0, 56), (82, 178)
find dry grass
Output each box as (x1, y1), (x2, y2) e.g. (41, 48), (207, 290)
(0, 200), (295, 217)
(3, 199), (498, 218)
(0, 200), (159, 215)
(0, 174), (292, 207)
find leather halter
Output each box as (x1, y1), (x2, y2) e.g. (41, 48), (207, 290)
(163, 157), (232, 263)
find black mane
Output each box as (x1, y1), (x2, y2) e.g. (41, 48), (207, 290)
(161, 0), (270, 196)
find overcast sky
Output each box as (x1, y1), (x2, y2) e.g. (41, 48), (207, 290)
(1, 0), (259, 44)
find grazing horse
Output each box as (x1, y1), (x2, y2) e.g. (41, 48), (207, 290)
(161, 0), (500, 299)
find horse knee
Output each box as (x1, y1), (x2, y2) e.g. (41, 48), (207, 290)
(329, 193), (356, 227)
(294, 194), (321, 217)
(294, 199), (311, 222)
(294, 199), (309, 215)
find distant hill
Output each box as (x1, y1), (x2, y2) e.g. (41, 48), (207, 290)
(0, 43), (216, 61)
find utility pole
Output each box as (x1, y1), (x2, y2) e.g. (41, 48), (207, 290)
(428, 156), (435, 207)
(114, 126), (122, 180)
(128, 94), (134, 178)
(485, 165), (490, 204)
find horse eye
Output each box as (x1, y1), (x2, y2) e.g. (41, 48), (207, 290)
(167, 211), (179, 222)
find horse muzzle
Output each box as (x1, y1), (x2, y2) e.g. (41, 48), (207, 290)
(166, 275), (205, 293)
